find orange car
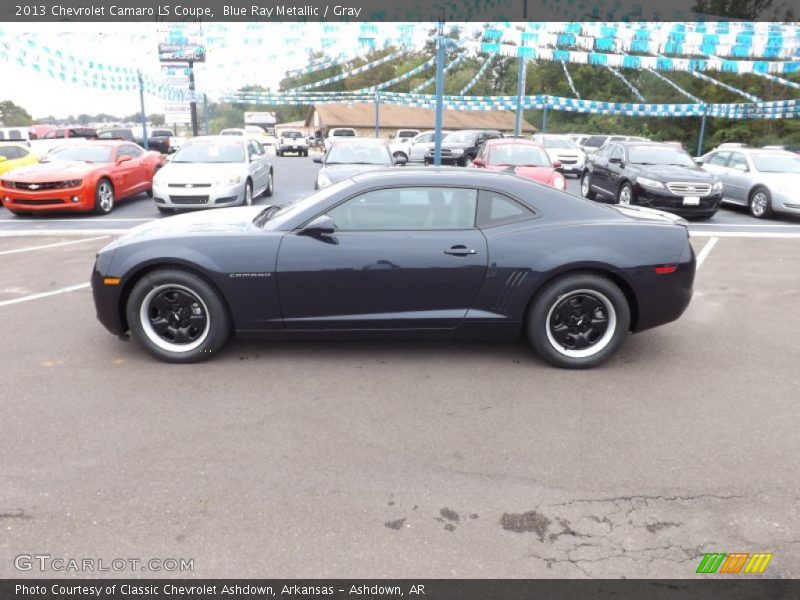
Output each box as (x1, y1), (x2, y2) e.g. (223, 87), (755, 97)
(0, 141), (164, 215)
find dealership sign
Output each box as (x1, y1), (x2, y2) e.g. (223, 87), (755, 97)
(244, 112), (276, 125)
(164, 103), (192, 124)
(161, 63), (190, 86)
(158, 41), (205, 63)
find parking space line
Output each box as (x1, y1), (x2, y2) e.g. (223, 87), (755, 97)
(695, 237), (718, 270)
(0, 236), (109, 255)
(0, 230), (128, 237)
(690, 231), (800, 238)
(3, 218), (152, 223)
(0, 282), (91, 308)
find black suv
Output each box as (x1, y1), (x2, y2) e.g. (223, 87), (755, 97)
(581, 141), (723, 218)
(424, 130), (502, 166)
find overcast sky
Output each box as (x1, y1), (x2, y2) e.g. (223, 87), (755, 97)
(0, 22), (437, 120)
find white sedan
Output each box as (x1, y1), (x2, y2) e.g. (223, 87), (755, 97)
(152, 136), (273, 213)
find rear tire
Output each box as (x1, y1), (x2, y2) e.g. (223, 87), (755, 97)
(617, 182), (634, 206)
(393, 151), (408, 163)
(526, 273), (630, 369)
(126, 269), (231, 364)
(581, 172), (597, 199)
(748, 187), (773, 219)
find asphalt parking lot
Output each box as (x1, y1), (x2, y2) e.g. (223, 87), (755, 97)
(2, 156), (800, 579)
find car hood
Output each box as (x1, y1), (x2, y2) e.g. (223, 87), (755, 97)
(116, 205), (267, 244)
(158, 162), (246, 183)
(632, 164), (714, 181)
(320, 164), (392, 182)
(3, 160), (100, 181)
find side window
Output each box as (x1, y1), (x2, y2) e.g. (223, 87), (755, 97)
(707, 152), (730, 166)
(477, 190), (535, 228)
(55, 130), (65, 138)
(418, 133), (434, 144)
(327, 187), (478, 230)
(98, 131), (112, 139)
(728, 152), (748, 170)
(123, 145), (143, 158)
(0, 147), (18, 159)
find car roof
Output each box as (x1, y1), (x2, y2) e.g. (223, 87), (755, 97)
(186, 135), (247, 143)
(484, 138), (543, 147)
(351, 166), (525, 185)
(330, 138), (388, 145)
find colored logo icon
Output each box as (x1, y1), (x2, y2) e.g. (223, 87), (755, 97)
(696, 553), (773, 574)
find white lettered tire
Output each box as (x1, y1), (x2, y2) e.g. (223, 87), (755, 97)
(126, 269), (231, 363)
(527, 273), (630, 369)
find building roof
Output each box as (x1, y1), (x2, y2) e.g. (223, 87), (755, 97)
(276, 120), (307, 128)
(306, 103), (537, 133)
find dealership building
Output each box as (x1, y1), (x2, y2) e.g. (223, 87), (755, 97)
(304, 103), (537, 139)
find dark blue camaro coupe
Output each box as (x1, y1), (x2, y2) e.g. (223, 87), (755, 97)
(92, 168), (695, 368)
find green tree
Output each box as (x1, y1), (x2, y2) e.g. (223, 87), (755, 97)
(0, 100), (34, 126)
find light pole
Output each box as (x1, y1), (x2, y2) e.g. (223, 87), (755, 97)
(433, 19), (446, 166)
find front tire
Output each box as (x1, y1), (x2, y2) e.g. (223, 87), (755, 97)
(93, 178), (115, 215)
(617, 182), (634, 206)
(749, 187), (773, 219)
(393, 151), (408, 163)
(527, 273), (630, 369)
(581, 172), (597, 199)
(263, 171), (274, 197)
(126, 269), (231, 363)
(243, 180), (253, 206)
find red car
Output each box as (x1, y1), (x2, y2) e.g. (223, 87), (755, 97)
(471, 138), (567, 191)
(0, 141), (164, 215)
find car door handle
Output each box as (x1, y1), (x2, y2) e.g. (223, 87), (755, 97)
(444, 245), (477, 256)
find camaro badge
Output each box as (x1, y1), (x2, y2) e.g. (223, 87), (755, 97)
(229, 273), (271, 278)
(28, 184), (40, 190)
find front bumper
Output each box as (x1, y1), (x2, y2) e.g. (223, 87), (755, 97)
(632, 185), (722, 217)
(153, 182), (245, 209)
(1, 185), (93, 212)
(555, 159), (584, 174)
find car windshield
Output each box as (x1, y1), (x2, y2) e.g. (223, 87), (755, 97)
(627, 146), (695, 167)
(172, 141), (245, 163)
(488, 145), (550, 167)
(45, 146), (113, 163)
(583, 136), (608, 147)
(220, 130), (243, 136)
(254, 179), (352, 227)
(283, 131), (303, 138)
(332, 130), (356, 137)
(326, 143), (390, 165)
(751, 153), (800, 173)
(443, 131), (478, 144)
(541, 137), (578, 149)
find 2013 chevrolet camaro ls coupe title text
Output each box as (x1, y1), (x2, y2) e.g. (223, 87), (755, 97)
(92, 169), (695, 369)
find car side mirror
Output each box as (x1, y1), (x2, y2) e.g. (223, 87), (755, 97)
(472, 157), (485, 167)
(694, 159), (704, 166)
(551, 159), (562, 169)
(394, 155), (407, 166)
(116, 155), (131, 164)
(299, 214), (336, 236)
(313, 156), (323, 164)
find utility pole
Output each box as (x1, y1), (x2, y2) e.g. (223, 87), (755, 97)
(514, 54), (526, 137)
(203, 94), (209, 135)
(697, 105), (708, 156)
(433, 18), (446, 166)
(188, 60), (198, 137)
(137, 70), (149, 150)
(374, 91), (380, 138)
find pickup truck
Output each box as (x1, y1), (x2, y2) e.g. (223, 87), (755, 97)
(29, 127), (97, 157)
(97, 128), (174, 154)
(277, 130), (308, 157)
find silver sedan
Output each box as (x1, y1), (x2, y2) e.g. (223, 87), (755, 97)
(152, 136), (273, 213)
(699, 148), (800, 219)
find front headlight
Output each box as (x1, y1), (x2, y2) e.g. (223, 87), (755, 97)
(216, 175), (242, 186)
(317, 173), (332, 188)
(553, 175), (567, 190)
(636, 176), (665, 189)
(712, 180), (723, 191)
(64, 179), (82, 188)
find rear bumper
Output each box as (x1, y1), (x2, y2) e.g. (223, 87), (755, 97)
(628, 240), (695, 332)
